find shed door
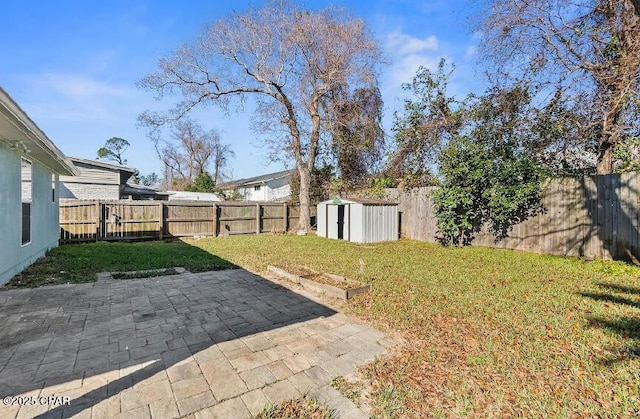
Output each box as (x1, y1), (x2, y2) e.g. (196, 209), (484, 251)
(337, 205), (345, 239)
(327, 204), (349, 240)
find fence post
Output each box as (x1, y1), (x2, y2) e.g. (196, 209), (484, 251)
(95, 202), (101, 242)
(212, 203), (218, 237)
(158, 202), (164, 240)
(283, 203), (288, 232)
(256, 203), (261, 235)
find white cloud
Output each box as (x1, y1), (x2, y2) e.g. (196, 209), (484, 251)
(464, 45), (477, 59)
(15, 73), (138, 123)
(382, 30), (441, 89)
(40, 73), (132, 101)
(385, 30), (438, 56)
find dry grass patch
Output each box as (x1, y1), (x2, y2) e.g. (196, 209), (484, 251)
(254, 396), (332, 418)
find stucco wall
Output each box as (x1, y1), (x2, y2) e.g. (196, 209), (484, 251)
(0, 143), (60, 285)
(59, 182), (120, 200)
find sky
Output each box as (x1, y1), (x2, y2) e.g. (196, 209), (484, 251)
(1, 0), (485, 181)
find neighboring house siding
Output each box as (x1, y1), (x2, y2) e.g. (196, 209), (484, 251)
(168, 191), (221, 201)
(58, 160), (122, 200)
(59, 162), (120, 185)
(59, 182), (120, 200)
(0, 143), (60, 285)
(237, 179), (291, 201)
(238, 186), (264, 201)
(266, 177), (290, 201)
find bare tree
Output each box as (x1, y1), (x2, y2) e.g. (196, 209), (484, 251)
(138, 1), (381, 230)
(157, 119), (233, 190)
(478, 0), (640, 174)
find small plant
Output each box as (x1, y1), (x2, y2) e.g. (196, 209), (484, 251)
(255, 396), (333, 419)
(357, 258), (366, 280)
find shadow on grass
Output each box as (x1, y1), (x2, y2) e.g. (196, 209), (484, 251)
(581, 282), (640, 365)
(0, 239), (337, 418)
(580, 292), (640, 310)
(597, 283), (640, 295)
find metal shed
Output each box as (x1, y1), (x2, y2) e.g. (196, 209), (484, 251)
(317, 197), (399, 243)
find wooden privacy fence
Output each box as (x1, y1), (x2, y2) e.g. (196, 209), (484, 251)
(59, 200), (315, 244)
(379, 172), (640, 261)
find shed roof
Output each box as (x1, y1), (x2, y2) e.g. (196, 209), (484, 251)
(320, 197), (397, 206)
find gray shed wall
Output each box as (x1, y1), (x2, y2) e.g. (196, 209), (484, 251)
(350, 204), (363, 243)
(317, 200), (398, 243)
(362, 204), (398, 243)
(317, 203), (326, 237)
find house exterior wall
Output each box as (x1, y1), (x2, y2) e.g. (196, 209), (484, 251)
(59, 182), (120, 200)
(238, 186), (264, 201)
(236, 177), (291, 202)
(265, 177), (290, 201)
(59, 161), (121, 200)
(0, 143), (60, 285)
(59, 162), (120, 185)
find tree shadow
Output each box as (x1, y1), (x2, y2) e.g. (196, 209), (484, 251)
(581, 282), (640, 365)
(385, 173), (640, 263)
(472, 173), (640, 262)
(0, 240), (338, 418)
(584, 316), (640, 365)
(579, 292), (640, 310)
(597, 282), (640, 295)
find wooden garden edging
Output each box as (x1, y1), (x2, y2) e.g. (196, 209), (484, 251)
(267, 265), (371, 300)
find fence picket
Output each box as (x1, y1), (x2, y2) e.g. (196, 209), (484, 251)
(59, 200), (314, 243)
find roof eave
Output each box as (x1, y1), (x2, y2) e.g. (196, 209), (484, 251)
(0, 88), (77, 176)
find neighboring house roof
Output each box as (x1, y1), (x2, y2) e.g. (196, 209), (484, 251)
(167, 191), (222, 201)
(123, 183), (171, 198)
(218, 169), (295, 189)
(67, 156), (136, 185)
(69, 157), (136, 174)
(0, 87), (77, 176)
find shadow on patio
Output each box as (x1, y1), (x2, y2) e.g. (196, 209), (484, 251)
(0, 243), (383, 418)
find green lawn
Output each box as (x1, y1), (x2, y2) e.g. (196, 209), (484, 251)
(3, 240), (235, 287)
(184, 235), (640, 417)
(5, 235), (640, 416)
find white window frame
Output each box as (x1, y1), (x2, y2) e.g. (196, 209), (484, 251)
(21, 158), (32, 246)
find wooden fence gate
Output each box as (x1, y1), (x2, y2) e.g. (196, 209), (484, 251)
(59, 200), (315, 244)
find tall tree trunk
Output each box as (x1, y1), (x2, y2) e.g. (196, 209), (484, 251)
(597, 141), (614, 174)
(297, 166), (312, 231)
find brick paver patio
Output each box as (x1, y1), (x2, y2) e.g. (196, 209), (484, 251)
(0, 269), (389, 418)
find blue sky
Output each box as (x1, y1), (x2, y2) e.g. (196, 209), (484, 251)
(1, 0), (484, 180)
